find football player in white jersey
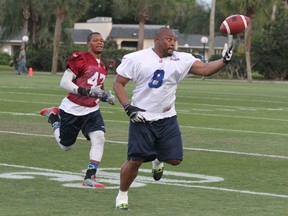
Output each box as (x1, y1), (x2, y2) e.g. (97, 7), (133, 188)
(39, 32), (115, 188)
(114, 27), (233, 210)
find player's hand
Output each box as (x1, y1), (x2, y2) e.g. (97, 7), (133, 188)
(124, 104), (146, 123)
(89, 86), (105, 98)
(222, 43), (233, 64)
(101, 90), (116, 105)
(106, 90), (116, 105)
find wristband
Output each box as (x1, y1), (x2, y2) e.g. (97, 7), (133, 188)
(77, 87), (90, 96)
(222, 58), (230, 64)
(100, 93), (108, 102)
(122, 102), (130, 108)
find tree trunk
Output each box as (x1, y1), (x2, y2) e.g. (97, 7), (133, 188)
(31, 12), (39, 44)
(271, 4), (277, 21)
(137, 20), (145, 50)
(245, 23), (253, 82)
(51, 8), (65, 74)
(22, 6), (30, 48)
(137, 1), (148, 50)
(22, 6), (30, 36)
(208, 0), (216, 60)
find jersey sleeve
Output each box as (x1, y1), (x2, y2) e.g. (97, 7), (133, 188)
(66, 52), (86, 76)
(178, 53), (199, 80)
(116, 56), (138, 80)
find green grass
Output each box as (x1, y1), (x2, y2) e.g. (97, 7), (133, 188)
(0, 66), (288, 216)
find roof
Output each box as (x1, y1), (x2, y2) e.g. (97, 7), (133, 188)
(178, 34), (228, 48)
(0, 24), (228, 49)
(109, 24), (167, 39)
(65, 28), (93, 44)
(0, 26), (26, 41)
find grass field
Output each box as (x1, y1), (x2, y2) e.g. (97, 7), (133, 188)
(0, 66), (288, 216)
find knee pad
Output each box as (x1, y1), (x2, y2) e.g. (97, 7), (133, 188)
(89, 131), (105, 162)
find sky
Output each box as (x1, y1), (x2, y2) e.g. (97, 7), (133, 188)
(197, 0), (212, 7)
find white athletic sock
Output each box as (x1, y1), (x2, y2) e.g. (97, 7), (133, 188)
(116, 190), (128, 207)
(152, 158), (164, 169)
(89, 131), (105, 162)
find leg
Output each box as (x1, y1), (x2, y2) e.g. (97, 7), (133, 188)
(165, 159), (181, 166)
(120, 159), (142, 191)
(24, 65), (28, 75)
(152, 158), (181, 181)
(17, 62), (22, 75)
(40, 107), (74, 151)
(116, 159), (142, 210)
(82, 131), (105, 188)
(152, 116), (183, 181)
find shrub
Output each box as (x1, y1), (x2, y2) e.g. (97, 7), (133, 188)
(0, 52), (12, 65)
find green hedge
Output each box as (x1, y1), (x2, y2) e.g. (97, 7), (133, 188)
(0, 52), (12, 65)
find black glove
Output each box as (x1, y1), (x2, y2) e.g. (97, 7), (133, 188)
(77, 87), (90, 96)
(124, 104), (146, 123)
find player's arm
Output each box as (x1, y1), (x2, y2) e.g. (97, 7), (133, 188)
(113, 74), (130, 105)
(60, 68), (78, 94)
(113, 74), (145, 122)
(189, 59), (225, 76)
(60, 68), (105, 98)
(189, 43), (232, 76)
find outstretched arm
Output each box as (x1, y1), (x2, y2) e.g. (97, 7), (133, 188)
(190, 44), (233, 76)
(190, 59), (227, 76)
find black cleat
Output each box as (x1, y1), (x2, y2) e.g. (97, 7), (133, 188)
(152, 167), (164, 181)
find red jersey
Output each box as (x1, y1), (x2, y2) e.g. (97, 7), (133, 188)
(66, 52), (108, 107)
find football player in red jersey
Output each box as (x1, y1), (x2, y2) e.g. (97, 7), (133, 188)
(40, 32), (115, 188)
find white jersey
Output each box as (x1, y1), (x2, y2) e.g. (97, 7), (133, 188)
(116, 47), (199, 121)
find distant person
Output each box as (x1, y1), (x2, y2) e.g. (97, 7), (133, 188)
(39, 32), (115, 188)
(17, 46), (28, 75)
(113, 27), (233, 210)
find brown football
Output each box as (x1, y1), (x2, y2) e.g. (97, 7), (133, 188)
(220, 14), (251, 35)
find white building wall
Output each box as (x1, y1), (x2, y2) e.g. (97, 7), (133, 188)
(74, 17), (112, 40)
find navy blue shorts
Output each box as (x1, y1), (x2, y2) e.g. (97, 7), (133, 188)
(59, 109), (105, 146)
(127, 116), (183, 162)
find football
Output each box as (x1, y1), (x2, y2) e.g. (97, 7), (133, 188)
(220, 14), (251, 35)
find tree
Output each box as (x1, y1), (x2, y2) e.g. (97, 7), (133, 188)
(78, 0), (114, 22)
(112, 0), (176, 50)
(49, 0), (89, 74)
(173, 0), (210, 34)
(0, 0), (29, 40)
(252, 1), (288, 80)
(208, 0), (216, 59)
(219, 0), (278, 82)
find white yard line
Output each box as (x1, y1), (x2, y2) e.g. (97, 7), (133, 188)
(0, 130), (287, 159)
(0, 163), (287, 198)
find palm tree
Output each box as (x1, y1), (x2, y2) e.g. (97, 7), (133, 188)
(0, 1), (52, 46)
(208, 0), (216, 59)
(0, 0), (29, 40)
(49, 0), (89, 74)
(112, 0), (175, 50)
